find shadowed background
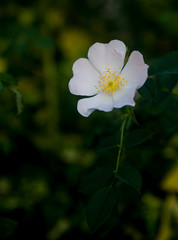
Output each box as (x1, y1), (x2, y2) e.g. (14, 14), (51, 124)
(0, 0), (178, 239)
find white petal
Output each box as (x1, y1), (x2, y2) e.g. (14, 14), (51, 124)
(77, 93), (114, 117)
(88, 41), (125, 73)
(69, 58), (100, 96)
(108, 40), (126, 60)
(134, 65), (149, 89)
(112, 87), (136, 108)
(121, 51), (149, 89)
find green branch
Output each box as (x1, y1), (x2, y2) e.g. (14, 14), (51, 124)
(115, 117), (127, 173)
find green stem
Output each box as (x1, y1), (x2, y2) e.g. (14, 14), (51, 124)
(115, 117), (127, 172)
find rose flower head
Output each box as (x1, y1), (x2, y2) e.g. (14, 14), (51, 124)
(69, 40), (148, 117)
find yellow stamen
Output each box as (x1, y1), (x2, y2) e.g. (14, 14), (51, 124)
(94, 67), (127, 96)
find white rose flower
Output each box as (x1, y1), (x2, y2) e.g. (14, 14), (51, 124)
(69, 40), (149, 117)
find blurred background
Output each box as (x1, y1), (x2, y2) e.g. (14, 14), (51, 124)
(0, 0), (178, 239)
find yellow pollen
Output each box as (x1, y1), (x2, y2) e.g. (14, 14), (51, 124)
(94, 67), (127, 96)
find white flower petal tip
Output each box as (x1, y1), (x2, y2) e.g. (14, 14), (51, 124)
(69, 40), (148, 117)
(88, 40), (126, 72)
(136, 64), (149, 89)
(122, 50), (149, 90)
(128, 100), (136, 107)
(77, 93), (114, 117)
(77, 99), (95, 117)
(68, 58), (99, 96)
(108, 39), (126, 58)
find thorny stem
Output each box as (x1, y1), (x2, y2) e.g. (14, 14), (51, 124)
(115, 117), (127, 173)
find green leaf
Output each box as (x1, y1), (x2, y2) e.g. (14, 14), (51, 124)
(95, 135), (119, 154)
(0, 73), (18, 85)
(155, 91), (171, 106)
(114, 165), (142, 192)
(79, 168), (113, 194)
(0, 217), (17, 239)
(115, 180), (141, 204)
(148, 51), (178, 76)
(139, 74), (177, 106)
(8, 87), (24, 115)
(138, 78), (157, 101)
(124, 129), (153, 147)
(86, 186), (118, 232)
(157, 74), (178, 92)
(149, 93), (178, 116)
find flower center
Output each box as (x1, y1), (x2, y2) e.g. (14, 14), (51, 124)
(94, 68), (127, 96)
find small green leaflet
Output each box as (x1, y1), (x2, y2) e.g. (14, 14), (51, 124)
(79, 168), (113, 194)
(0, 73), (18, 85)
(86, 186), (118, 233)
(114, 165), (142, 192)
(9, 87), (24, 115)
(0, 73), (23, 115)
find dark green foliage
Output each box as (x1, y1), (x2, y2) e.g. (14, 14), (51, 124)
(84, 49), (177, 233)
(0, 73), (18, 86)
(157, 74), (178, 92)
(114, 165), (142, 192)
(83, 164), (142, 233)
(95, 135), (120, 154)
(138, 78), (157, 101)
(124, 129), (153, 148)
(79, 168), (113, 194)
(86, 186), (118, 233)
(0, 73), (23, 114)
(148, 51), (178, 76)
